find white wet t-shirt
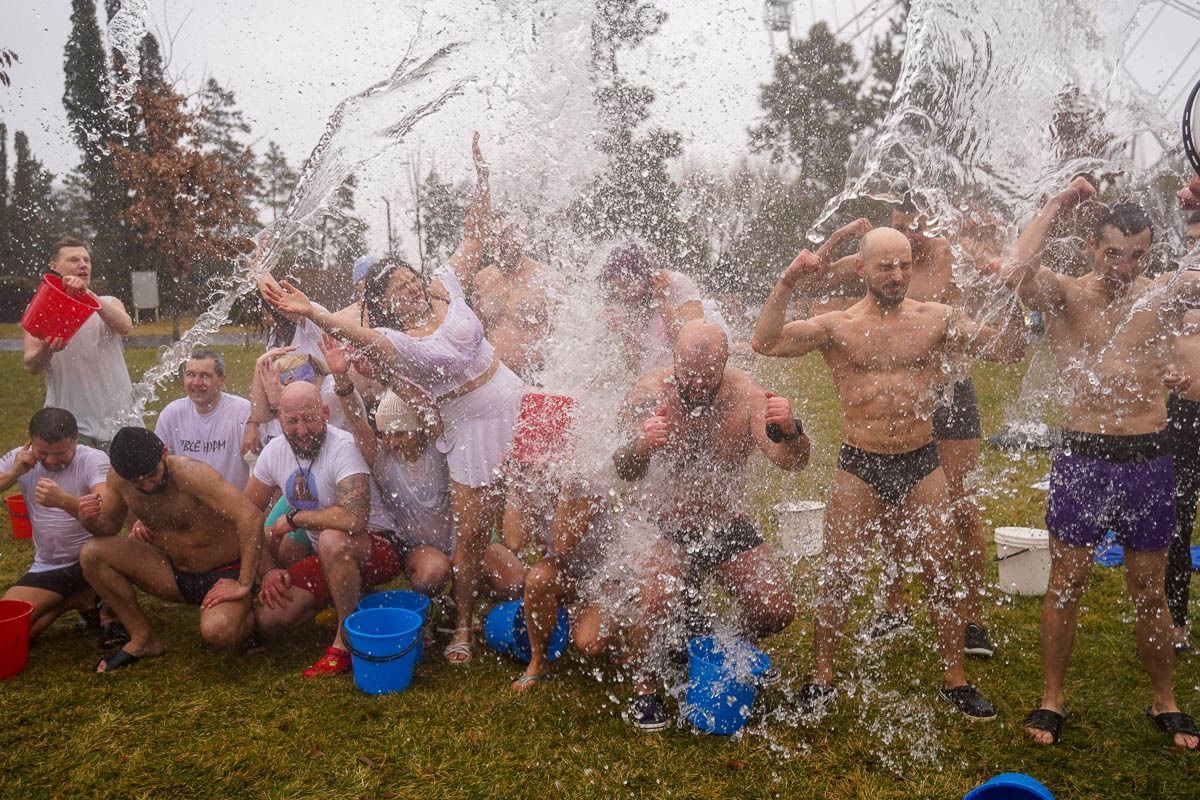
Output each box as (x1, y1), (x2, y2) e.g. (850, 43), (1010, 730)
(252, 425), (393, 546)
(0, 444), (109, 571)
(155, 392), (252, 489)
(373, 442), (454, 554)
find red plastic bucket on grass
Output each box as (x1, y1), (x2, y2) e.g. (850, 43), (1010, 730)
(6, 494), (32, 539)
(20, 273), (100, 343)
(0, 599), (35, 679)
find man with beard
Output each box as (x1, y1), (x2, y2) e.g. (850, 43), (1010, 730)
(611, 319), (808, 730)
(753, 226), (1025, 721)
(1006, 178), (1200, 749)
(244, 381), (403, 678)
(77, 427), (264, 672)
(467, 134), (560, 382)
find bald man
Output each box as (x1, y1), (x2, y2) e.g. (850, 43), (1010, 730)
(243, 381), (403, 679)
(610, 319), (810, 730)
(754, 227), (1025, 721)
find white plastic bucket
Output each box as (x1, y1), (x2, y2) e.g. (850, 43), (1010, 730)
(994, 527), (1051, 596)
(775, 501), (825, 559)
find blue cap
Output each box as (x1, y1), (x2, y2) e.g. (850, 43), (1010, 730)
(352, 255), (379, 285)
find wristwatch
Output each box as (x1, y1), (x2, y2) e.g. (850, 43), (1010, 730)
(766, 417), (805, 443)
(285, 508), (300, 530)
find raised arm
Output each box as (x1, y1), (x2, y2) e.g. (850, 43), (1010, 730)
(448, 131), (492, 284)
(261, 277), (393, 357)
(803, 218), (873, 295)
(947, 304), (1027, 364)
(752, 249), (834, 357)
(749, 387), (810, 471)
(0, 442), (36, 493)
(1003, 177), (1095, 311)
(321, 335), (379, 467)
(612, 376), (667, 482)
(78, 470), (130, 537)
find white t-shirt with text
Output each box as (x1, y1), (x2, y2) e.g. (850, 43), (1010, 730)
(155, 392), (252, 489)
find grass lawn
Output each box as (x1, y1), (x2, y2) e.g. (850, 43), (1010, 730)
(0, 317), (252, 340)
(1, 347), (1199, 799)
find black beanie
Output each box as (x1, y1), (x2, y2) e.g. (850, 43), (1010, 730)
(110, 427), (166, 480)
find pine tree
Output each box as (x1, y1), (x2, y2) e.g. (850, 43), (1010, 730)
(63, 0), (128, 296)
(197, 77), (260, 202)
(9, 132), (60, 277)
(749, 22), (869, 197)
(861, 1), (910, 128)
(256, 141), (297, 223)
(571, 0), (707, 273)
(414, 169), (469, 266)
(0, 122), (9, 273)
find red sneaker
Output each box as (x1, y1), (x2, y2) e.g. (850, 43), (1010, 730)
(301, 646), (351, 679)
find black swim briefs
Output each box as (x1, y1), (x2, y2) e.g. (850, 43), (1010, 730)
(173, 561), (242, 606)
(838, 441), (941, 505)
(664, 515), (764, 573)
(13, 562), (89, 598)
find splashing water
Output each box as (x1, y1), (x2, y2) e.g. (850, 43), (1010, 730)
(106, 0), (150, 126)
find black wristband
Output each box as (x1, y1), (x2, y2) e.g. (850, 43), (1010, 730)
(285, 508), (300, 529)
(333, 382), (355, 397)
(766, 417), (804, 443)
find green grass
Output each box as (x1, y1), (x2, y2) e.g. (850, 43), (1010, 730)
(0, 317), (252, 339)
(1, 347), (1199, 799)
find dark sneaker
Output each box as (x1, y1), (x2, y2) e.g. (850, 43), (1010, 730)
(863, 609), (912, 642)
(940, 684), (997, 721)
(629, 693), (669, 732)
(795, 682), (837, 716)
(964, 623), (995, 659)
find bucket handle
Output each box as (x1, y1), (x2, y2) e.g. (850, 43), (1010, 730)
(342, 624), (421, 664)
(995, 547), (1032, 562)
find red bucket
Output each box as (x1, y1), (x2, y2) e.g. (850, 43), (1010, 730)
(20, 272), (101, 344)
(0, 599), (34, 679)
(511, 393), (577, 465)
(6, 494), (32, 539)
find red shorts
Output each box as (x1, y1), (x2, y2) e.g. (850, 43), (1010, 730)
(286, 532), (402, 609)
(509, 392), (577, 466)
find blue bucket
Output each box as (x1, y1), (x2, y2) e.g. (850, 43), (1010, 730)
(358, 590), (431, 662)
(343, 607), (422, 695)
(484, 600), (569, 664)
(963, 773), (1054, 800)
(685, 636), (770, 735)
(1191, 545), (1200, 571)
(1094, 530), (1123, 567)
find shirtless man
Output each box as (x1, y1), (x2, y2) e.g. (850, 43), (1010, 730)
(468, 135), (558, 382)
(803, 206), (1000, 655)
(1007, 178), (1200, 749)
(78, 427), (263, 672)
(754, 227), (1025, 721)
(1164, 210), (1200, 654)
(611, 319), (809, 730)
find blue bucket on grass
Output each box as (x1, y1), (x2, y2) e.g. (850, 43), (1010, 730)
(1191, 545), (1200, 571)
(358, 590), (431, 662)
(963, 772), (1054, 800)
(343, 607), (422, 695)
(1094, 530), (1123, 567)
(685, 636), (770, 735)
(484, 599), (569, 664)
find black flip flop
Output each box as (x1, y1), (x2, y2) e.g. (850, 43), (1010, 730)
(1147, 708), (1200, 750)
(1023, 708), (1066, 745)
(94, 648), (141, 674)
(98, 620), (129, 650)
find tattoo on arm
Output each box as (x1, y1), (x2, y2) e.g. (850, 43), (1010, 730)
(335, 474), (371, 530)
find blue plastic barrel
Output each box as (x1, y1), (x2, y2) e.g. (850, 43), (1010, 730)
(963, 772), (1054, 800)
(685, 636), (770, 735)
(484, 599), (569, 664)
(343, 607), (422, 695)
(358, 590), (431, 662)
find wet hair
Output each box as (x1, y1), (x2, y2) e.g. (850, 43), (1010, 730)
(110, 427), (165, 480)
(50, 236), (90, 261)
(184, 347), (226, 378)
(1093, 202), (1153, 242)
(260, 292), (298, 346)
(600, 242), (659, 288)
(28, 408), (78, 443)
(363, 256), (426, 330)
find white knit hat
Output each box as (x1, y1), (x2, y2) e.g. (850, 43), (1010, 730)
(374, 390), (422, 433)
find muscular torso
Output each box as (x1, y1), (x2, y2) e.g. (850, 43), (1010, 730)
(637, 368), (759, 527)
(120, 458), (242, 572)
(1045, 275), (1176, 434)
(1173, 313), (1200, 403)
(820, 299), (954, 453)
(472, 258), (556, 380)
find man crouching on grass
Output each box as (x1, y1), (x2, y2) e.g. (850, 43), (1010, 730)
(78, 427), (263, 673)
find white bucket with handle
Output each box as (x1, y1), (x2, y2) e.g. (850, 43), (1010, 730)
(775, 501), (825, 559)
(994, 527), (1051, 596)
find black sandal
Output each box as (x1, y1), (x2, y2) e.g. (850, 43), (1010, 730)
(1146, 708), (1200, 750)
(98, 620), (129, 650)
(94, 649), (141, 674)
(1023, 708), (1066, 745)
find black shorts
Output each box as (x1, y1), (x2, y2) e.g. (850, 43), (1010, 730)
(839, 441), (941, 505)
(13, 562), (89, 597)
(173, 561), (241, 606)
(665, 516), (764, 573)
(932, 378), (982, 441)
